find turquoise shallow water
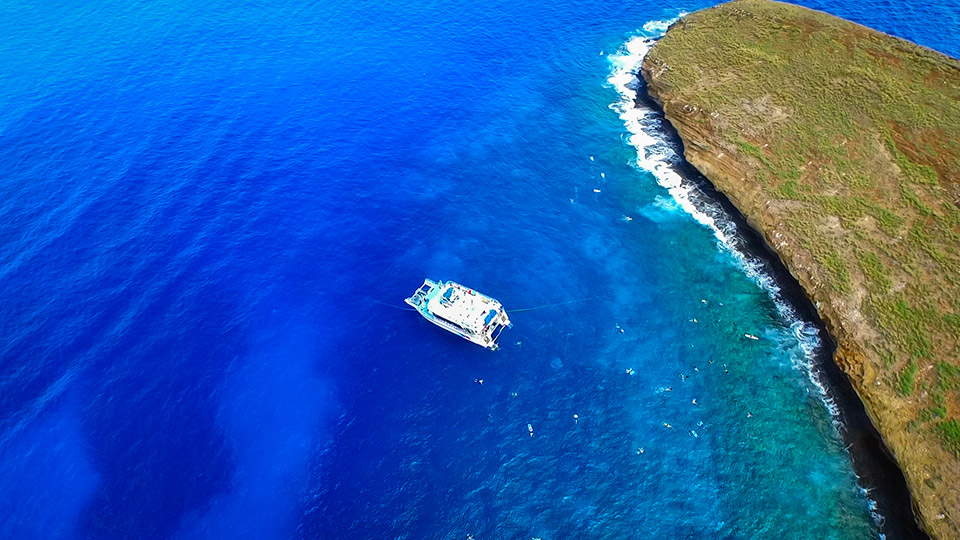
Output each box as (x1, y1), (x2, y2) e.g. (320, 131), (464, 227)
(1, 0), (954, 537)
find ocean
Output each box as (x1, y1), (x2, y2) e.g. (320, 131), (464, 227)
(1, 0), (956, 538)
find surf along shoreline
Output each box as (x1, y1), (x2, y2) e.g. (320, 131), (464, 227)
(628, 73), (925, 539)
(634, 0), (960, 537)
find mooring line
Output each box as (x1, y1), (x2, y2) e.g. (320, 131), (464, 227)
(370, 298), (418, 311)
(510, 295), (608, 312)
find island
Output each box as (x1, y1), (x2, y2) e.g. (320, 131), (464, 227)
(640, 0), (960, 537)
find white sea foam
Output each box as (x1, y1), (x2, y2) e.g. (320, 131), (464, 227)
(642, 19), (674, 34)
(607, 20), (882, 524)
(607, 24), (883, 527)
(607, 19), (883, 525)
(607, 20), (821, 372)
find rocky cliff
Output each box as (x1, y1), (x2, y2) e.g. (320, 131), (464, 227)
(641, 0), (960, 537)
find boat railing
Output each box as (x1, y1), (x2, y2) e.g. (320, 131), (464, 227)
(405, 280), (436, 309)
(491, 324), (506, 343)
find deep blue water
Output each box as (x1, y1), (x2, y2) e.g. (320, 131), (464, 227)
(1, 0), (956, 538)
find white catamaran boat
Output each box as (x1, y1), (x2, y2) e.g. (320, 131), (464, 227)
(405, 279), (511, 350)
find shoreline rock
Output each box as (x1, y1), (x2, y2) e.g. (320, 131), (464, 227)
(640, 1), (960, 537)
(635, 78), (926, 539)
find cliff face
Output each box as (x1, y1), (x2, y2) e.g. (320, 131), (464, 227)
(643, 75), (879, 390)
(641, 1), (960, 538)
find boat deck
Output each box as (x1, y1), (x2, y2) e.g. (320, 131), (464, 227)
(428, 282), (501, 331)
(405, 279), (511, 349)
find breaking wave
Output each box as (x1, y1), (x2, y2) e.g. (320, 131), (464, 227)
(606, 18), (886, 527)
(605, 23), (889, 527)
(607, 14), (859, 461)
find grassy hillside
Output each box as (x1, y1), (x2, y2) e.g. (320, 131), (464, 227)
(642, 0), (960, 536)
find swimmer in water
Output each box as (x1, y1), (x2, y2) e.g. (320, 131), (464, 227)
(663, 422), (672, 429)
(474, 378), (483, 385)
(573, 414), (579, 424)
(528, 424), (534, 437)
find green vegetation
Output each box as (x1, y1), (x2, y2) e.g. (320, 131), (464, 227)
(897, 358), (919, 396)
(875, 297), (935, 359)
(937, 361), (960, 392)
(822, 250), (852, 293)
(776, 179), (799, 199)
(858, 250), (891, 289)
(644, 0), (960, 532)
(936, 419), (960, 456)
(646, 0), (960, 446)
(735, 138), (769, 165)
(901, 185), (933, 216)
(886, 133), (940, 186)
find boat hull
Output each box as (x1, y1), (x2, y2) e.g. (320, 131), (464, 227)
(405, 279), (510, 350)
